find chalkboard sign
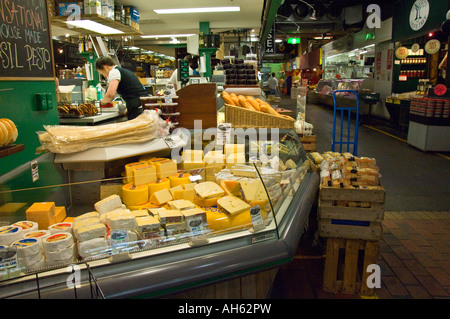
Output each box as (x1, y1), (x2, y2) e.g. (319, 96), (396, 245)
(0, 0), (54, 79)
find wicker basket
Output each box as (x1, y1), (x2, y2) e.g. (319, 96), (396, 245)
(224, 103), (295, 129)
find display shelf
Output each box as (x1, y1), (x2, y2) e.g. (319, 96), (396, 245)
(0, 144), (24, 158)
(53, 137), (176, 164)
(51, 14), (142, 36)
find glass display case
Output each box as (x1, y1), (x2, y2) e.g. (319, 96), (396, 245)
(316, 79), (367, 108)
(0, 129), (319, 299)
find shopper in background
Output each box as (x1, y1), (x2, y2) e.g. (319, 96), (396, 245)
(95, 56), (147, 120)
(285, 71), (293, 96)
(169, 55), (195, 90)
(268, 72), (279, 96)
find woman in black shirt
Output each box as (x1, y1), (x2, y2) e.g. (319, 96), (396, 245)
(95, 56), (147, 120)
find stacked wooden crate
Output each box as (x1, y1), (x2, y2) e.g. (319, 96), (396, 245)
(313, 152), (385, 297)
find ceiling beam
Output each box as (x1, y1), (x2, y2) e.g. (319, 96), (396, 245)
(259, 0), (284, 43)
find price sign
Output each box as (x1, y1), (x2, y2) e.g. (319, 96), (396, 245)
(249, 205), (265, 232)
(434, 84), (447, 96)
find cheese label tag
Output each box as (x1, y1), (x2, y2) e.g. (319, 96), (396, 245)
(249, 205), (265, 232)
(216, 123), (232, 145)
(0, 246), (18, 275)
(110, 230), (129, 254)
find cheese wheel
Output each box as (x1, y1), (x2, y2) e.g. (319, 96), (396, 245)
(0, 226), (22, 245)
(0, 121), (9, 147)
(220, 180), (242, 197)
(45, 243), (75, 261)
(122, 183), (149, 206)
(193, 194), (221, 207)
(18, 250), (44, 267)
(11, 238), (41, 258)
(0, 118), (18, 142)
(48, 222), (73, 234)
(24, 230), (51, 246)
(206, 208), (268, 234)
(26, 257), (46, 271)
(147, 178), (170, 197)
(78, 237), (109, 258)
(168, 173), (192, 188)
(46, 255), (75, 267)
(43, 232), (73, 251)
(12, 221), (38, 235)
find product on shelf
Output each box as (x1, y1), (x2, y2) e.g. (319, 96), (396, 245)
(12, 238), (44, 271)
(38, 110), (163, 154)
(0, 226), (22, 245)
(0, 118), (18, 147)
(25, 202), (57, 230)
(48, 222), (73, 234)
(12, 221), (38, 235)
(217, 196), (251, 215)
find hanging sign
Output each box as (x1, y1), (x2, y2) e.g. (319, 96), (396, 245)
(425, 39), (441, 54)
(409, 0), (430, 31)
(395, 47), (409, 59)
(264, 28), (275, 54)
(411, 43), (420, 53)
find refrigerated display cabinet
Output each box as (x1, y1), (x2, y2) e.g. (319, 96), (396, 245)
(0, 130), (319, 299)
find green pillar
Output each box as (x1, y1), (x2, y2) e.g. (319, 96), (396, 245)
(80, 52), (100, 87)
(199, 21), (216, 78)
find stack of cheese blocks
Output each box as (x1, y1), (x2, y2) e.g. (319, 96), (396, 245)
(122, 157), (196, 210)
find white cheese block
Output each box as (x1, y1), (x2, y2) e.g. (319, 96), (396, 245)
(78, 237), (109, 258)
(99, 208), (130, 224)
(194, 181), (225, 199)
(230, 166), (257, 178)
(45, 243), (75, 261)
(94, 194), (123, 214)
(76, 223), (107, 242)
(73, 211), (100, 223)
(73, 218), (101, 236)
(11, 238), (41, 258)
(158, 210), (183, 224)
(217, 195), (251, 215)
(0, 226), (22, 245)
(43, 232), (74, 252)
(12, 221), (38, 235)
(131, 210), (149, 218)
(48, 222), (73, 234)
(107, 212), (137, 231)
(168, 199), (195, 211)
(136, 216), (160, 235)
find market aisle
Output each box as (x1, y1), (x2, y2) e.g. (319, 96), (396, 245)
(269, 96), (450, 299)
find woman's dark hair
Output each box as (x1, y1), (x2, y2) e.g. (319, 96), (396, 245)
(95, 56), (116, 70)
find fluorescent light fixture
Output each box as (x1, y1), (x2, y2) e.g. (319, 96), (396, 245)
(65, 20), (124, 35)
(275, 39), (283, 43)
(154, 6), (240, 14)
(141, 34), (195, 39)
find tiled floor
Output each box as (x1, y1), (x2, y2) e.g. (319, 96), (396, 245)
(270, 211), (450, 299)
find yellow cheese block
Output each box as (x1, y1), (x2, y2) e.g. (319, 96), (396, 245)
(173, 189), (195, 201)
(194, 181), (225, 199)
(147, 178), (170, 197)
(219, 180), (241, 197)
(224, 144), (245, 155)
(192, 194), (221, 207)
(122, 183), (149, 207)
(55, 206), (67, 223)
(202, 207), (267, 235)
(182, 150), (204, 162)
(150, 188), (173, 206)
(148, 158), (178, 178)
(239, 180), (268, 202)
(125, 162), (147, 184)
(133, 165), (157, 186)
(127, 202), (158, 211)
(217, 196), (250, 215)
(168, 173), (192, 188)
(25, 202), (56, 230)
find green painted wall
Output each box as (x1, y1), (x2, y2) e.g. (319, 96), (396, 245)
(0, 80), (59, 175)
(263, 63), (283, 77)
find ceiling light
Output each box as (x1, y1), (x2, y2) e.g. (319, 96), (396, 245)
(309, 11), (317, 20)
(141, 34), (195, 39)
(275, 39), (283, 43)
(64, 20), (124, 35)
(154, 7), (240, 14)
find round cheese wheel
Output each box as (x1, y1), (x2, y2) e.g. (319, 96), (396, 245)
(204, 207), (268, 234)
(48, 222), (73, 234)
(11, 238), (41, 258)
(18, 250), (44, 267)
(0, 121), (9, 147)
(127, 201), (158, 211)
(147, 178), (170, 197)
(0, 226), (22, 245)
(24, 230), (51, 246)
(193, 194), (221, 207)
(43, 232), (73, 251)
(12, 221), (38, 235)
(168, 173), (192, 188)
(27, 257), (46, 271)
(45, 243), (75, 261)
(0, 118), (17, 145)
(122, 183), (149, 206)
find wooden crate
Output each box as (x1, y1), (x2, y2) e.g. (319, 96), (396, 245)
(318, 186), (385, 241)
(225, 103), (295, 129)
(299, 134), (316, 152)
(323, 238), (379, 296)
